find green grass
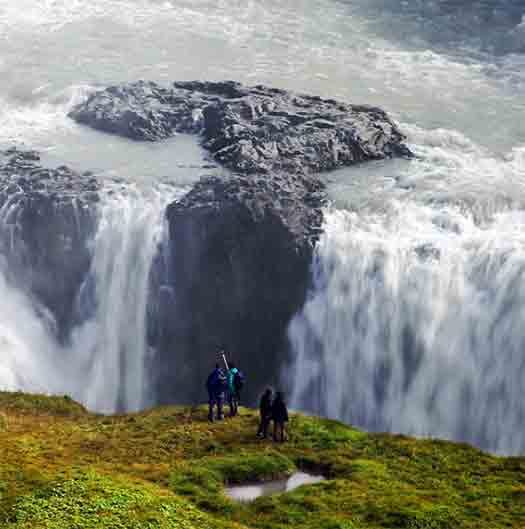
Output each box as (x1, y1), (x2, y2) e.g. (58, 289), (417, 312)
(0, 392), (86, 417)
(6, 471), (244, 529)
(0, 391), (524, 528)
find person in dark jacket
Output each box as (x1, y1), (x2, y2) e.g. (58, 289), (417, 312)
(271, 391), (289, 442)
(206, 363), (227, 422)
(256, 387), (273, 438)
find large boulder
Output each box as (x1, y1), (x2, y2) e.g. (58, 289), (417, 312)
(68, 81), (210, 141)
(69, 80), (412, 173)
(0, 148), (99, 338)
(157, 172), (325, 403)
(192, 82), (412, 174)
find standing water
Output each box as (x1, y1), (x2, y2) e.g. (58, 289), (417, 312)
(0, 1), (524, 452)
(226, 472), (325, 503)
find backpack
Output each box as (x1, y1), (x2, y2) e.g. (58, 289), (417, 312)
(233, 370), (245, 392)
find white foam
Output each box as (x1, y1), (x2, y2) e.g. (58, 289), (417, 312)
(0, 84), (95, 147)
(0, 0), (176, 32)
(0, 265), (66, 396)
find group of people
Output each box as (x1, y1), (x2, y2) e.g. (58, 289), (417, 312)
(206, 358), (289, 442)
(256, 387), (289, 442)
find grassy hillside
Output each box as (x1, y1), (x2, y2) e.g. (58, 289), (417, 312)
(0, 391), (523, 528)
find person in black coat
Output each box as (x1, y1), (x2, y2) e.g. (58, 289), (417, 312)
(206, 363), (227, 422)
(256, 387), (273, 438)
(271, 391), (289, 442)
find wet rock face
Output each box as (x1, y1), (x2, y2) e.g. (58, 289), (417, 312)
(0, 148), (98, 338)
(159, 174), (325, 403)
(198, 86), (411, 174)
(69, 81), (209, 141)
(69, 80), (412, 172)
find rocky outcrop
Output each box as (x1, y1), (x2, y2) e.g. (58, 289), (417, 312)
(156, 172), (325, 402)
(192, 82), (412, 174)
(69, 81), (208, 141)
(0, 148), (99, 338)
(69, 80), (412, 174)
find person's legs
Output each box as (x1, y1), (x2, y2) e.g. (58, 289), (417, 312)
(262, 417), (270, 438)
(217, 395), (224, 420)
(257, 414), (264, 437)
(273, 421), (280, 442)
(274, 422), (285, 442)
(235, 391), (241, 415)
(208, 393), (215, 422)
(233, 392), (239, 416)
(257, 415), (269, 437)
(228, 392), (235, 417)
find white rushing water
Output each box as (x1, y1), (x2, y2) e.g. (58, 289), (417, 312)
(288, 127), (525, 455)
(0, 267), (64, 395)
(0, 0), (524, 451)
(0, 183), (181, 413)
(69, 184), (178, 412)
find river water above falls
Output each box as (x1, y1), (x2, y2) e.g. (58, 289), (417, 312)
(1, 1), (524, 453)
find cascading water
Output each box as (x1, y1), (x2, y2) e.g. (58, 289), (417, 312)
(287, 129), (525, 455)
(0, 266), (64, 395)
(69, 184), (178, 413)
(0, 181), (180, 413)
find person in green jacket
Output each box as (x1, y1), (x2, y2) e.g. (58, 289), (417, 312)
(227, 363), (241, 417)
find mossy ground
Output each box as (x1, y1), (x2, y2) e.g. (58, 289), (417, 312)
(0, 391), (523, 528)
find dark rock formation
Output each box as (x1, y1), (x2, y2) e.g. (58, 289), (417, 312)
(156, 173), (325, 403)
(192, 83), (412, 174)
(69, 80), (412, 173)
(0, 148), (99, 338)
(69, 81), (208, 141)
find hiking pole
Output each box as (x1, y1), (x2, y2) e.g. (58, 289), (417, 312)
(221, 351), (229, 371)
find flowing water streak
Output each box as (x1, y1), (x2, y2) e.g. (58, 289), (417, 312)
(70, 183), (179, 412)
(0, 190), (69, 396)
(0, 267), (64, 395)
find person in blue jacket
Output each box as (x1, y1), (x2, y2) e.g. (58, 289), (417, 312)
(206, 363), (227, 422)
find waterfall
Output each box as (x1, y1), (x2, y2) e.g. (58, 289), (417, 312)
(0, 266), (64, 395)
(287, 202), (525, 455)
(69, 184), (176, 412)
(0, 182), (178, 413)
